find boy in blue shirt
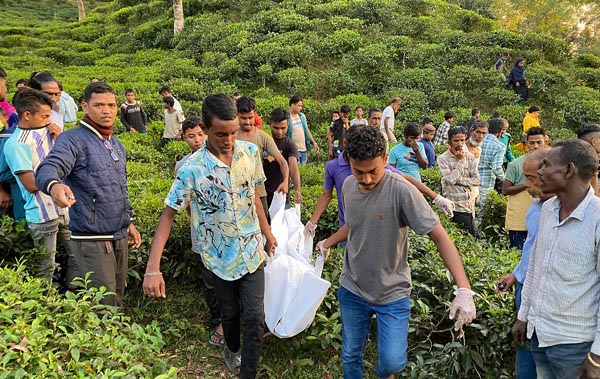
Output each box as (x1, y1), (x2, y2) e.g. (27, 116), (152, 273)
(4, 88), (70, 279)
(419, 117), (436, 168)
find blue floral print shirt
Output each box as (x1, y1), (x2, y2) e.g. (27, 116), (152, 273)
(166, 140), (266, 281)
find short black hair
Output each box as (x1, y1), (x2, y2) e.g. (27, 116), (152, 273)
(332, 111), (340, 116)
(345, 125), (386, 161)
(487, 118), (502, 134)
(403, 122), (421, 137)
(269, 107), (288, 124)
(444, 111), (454, 120)
(448, 126), (468, 140)
(471, 108), (480, 116)
(340, 104), (351, 114)
(289, 95), (302, 106)
(83, 82), (116, 102)
(163, 96), (175, 107)
(368, 107), (382, 118)
(182, 115), (203, 132)
(202, 93), (237, 129)
(124, 88), (135, 95)
(527, 127), (546, 139)
(390, 97), (402, 105)
(16, 79), (28, 88)
(422, 117), (434, 125)
(13, 88), (53, 117)
(355, 106), (363, 111)
(0, 67), (6, 78)
(492, 111), (501, 118)
(552, 139), (598, 181)
(236, 96), (257, 113)
(577, 123), (600, 139)
(29, 71), (58, 90)
(159, 86), (171, 95)
(528, 105), (540, 113)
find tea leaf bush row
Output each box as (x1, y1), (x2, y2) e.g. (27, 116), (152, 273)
(0, 263), (177, 379)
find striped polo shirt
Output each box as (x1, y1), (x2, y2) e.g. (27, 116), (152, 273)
(4, 126), (64, 224)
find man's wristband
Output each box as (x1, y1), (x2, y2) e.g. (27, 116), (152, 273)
(144, 272), (162, 277)
(588, 352), (600, 368)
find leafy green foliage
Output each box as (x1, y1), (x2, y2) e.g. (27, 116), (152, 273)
(0, 264), (177, 378)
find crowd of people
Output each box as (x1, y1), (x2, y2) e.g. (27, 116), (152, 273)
(1, 63), (600, 379)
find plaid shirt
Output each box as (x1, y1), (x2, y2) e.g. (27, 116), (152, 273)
(478, 134), (506, 189)
(437, 149), (480, 213)
(433, 121), (451, 146)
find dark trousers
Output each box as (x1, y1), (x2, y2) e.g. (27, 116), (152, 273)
(69, 238), (128, 306)
(213, 265), (265, 379)
(509, 230), (528, 250)
(195, 254), (221, 328)
(452, 211), (475, 236)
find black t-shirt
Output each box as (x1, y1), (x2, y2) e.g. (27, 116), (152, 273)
(330, 119), (346, 148)
(264, 137), (298, 194)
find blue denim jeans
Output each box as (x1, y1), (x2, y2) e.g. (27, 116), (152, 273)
(509, 231), (528, 250)
(297, 150), (308, 165)
(530, 334), (590, 379)
(515, 282), (537, 379)
(337, 286), (410, 379)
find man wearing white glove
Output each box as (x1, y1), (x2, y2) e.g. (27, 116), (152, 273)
(437, 126), (479, 235)
(304, 112), (454, 239)
(318, 126), (475, 379)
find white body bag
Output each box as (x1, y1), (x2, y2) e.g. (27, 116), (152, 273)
(263, 192), (331, 338)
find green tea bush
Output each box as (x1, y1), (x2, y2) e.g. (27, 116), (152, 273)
(479, 190), (508, 240)
(0, 264), (178, 378)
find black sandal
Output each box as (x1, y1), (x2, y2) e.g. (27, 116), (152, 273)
(208, 328), (225, 346)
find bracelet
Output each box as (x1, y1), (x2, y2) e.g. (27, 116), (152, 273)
(144, 272), (162, 277)
(588, 352), (600, 368)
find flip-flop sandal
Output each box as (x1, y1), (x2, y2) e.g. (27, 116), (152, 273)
(208, 329), (225, 346)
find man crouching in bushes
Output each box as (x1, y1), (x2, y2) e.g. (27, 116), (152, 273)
(316, 126), (476, 379)
(143, 93), (277, 379)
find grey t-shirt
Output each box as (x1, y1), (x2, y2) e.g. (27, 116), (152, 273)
(340, 171), (440, 304)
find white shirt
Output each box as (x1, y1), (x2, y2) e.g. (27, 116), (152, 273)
(518, 187), (600, 353)
(380, 106), (395, 134)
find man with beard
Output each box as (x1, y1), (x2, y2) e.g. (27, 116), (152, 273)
(315, 125), (475, 379)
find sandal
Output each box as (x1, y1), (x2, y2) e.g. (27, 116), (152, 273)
(208, 328), (225, 346)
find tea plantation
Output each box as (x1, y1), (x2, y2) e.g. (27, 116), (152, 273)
(1, 0), (598, 377)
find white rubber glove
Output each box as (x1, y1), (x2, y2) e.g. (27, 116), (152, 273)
(316, 239), (330, 260)
(304, 221), (317, 238)
(449, 288), (476, 331)
(433, 195), (455, 217)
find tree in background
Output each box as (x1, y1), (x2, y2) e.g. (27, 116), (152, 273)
(76, 0), (85, 20)
(173, 0), (184, 35)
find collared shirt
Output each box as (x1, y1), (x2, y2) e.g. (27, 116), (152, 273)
(513, 200), (544, 283)
(350, 118), (367, 127)
(433, 121), (451, 146)
(165, 140), (266, 281)
(518, 187), (600, 353)
(478, 134), (506, 189)
(437, 149), (479, 213)
(4, 126), (65, 223)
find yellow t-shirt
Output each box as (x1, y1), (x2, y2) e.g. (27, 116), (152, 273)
(505, 190), (531, 231)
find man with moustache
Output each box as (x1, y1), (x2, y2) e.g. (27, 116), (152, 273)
(35, 82), (142, 306)
(316, 126), (475, 379)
